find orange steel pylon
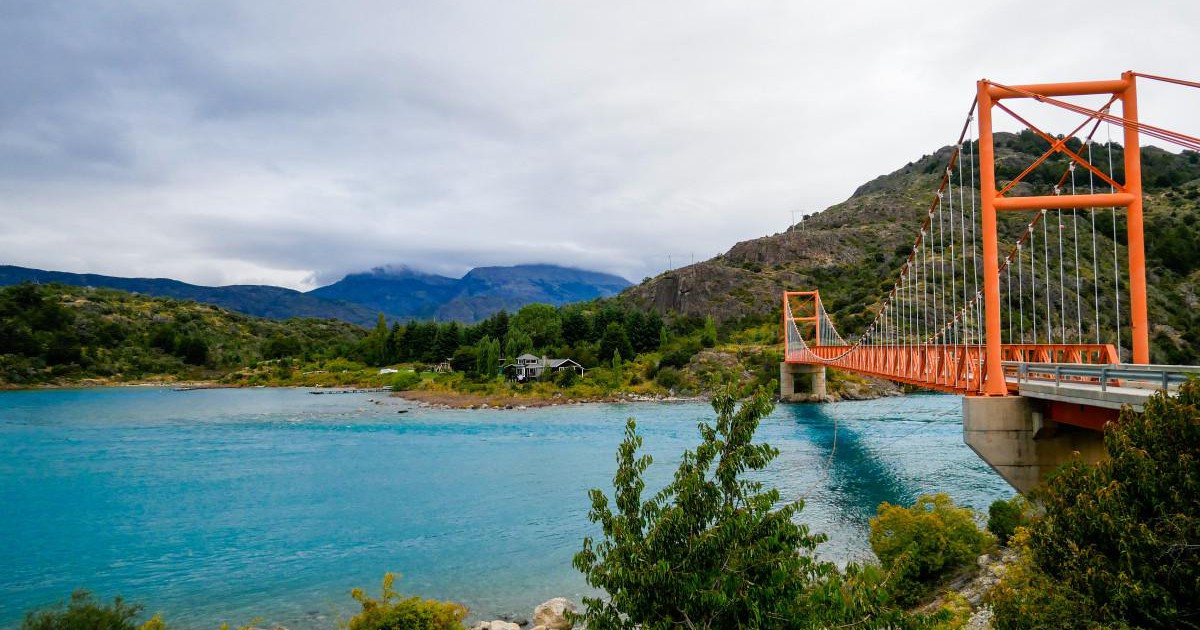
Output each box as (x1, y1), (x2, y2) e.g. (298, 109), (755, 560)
(783, 290), (821, 347)
(977, 72), (1148, 395)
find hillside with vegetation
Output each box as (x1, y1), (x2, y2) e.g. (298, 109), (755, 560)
(622, 132), (1200, 364)
(0, 281), (799, 398)
(0, 283), (368, 386)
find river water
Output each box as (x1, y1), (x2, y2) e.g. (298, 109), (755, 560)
(0, 388), (1013, 628)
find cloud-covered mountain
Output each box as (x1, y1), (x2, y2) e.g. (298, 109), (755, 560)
(0, 263), (632, 326)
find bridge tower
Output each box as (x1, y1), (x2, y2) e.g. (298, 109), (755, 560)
(976, 72), (1149, 396)
(969, 73), (1148, 489)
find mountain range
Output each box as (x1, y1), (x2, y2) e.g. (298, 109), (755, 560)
(0, 263), (631, 327)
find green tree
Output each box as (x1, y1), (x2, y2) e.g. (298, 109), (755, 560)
(626, 310), (663, 353)
(991, 381), (1200, 630)
(386, 322), (404, 364)
(362, 313), (391, 366)
(433, 322), (461, 363)
(986, 496), (1028, 547)
(175, 335), (209, 366)
(574, 389), (854, 630)
(610, 349), (623, 389)
(511, 303), (562, 349)
(700, 315), (718, 348)
(450, 346), (477, 373)
(561, 310), (591, 346)
(598, 322), (633, 363)
(474, 335), (500, 378)
(503, 328), (532, 359)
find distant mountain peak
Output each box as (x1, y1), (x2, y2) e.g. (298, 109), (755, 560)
(311, 263), (631, 322)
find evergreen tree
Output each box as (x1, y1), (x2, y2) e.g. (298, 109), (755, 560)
(598, 322), (633, 363)
(562, 310), (591, 346)
(700, 315), (718, 348)
(433, 322), (461, 363)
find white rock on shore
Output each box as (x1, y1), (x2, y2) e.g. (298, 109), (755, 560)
(532, 597), (576, 630)
(472, 597), (576, 630)
(472, 621), (520, 630)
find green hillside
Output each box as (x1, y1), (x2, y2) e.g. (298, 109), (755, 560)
(0, 283), (367, 386)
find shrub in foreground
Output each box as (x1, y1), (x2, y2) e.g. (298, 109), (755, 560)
(869, 493), (992, 605)
(347, 573), (468, 630)
(22, 589), (147, 630)
(986, 495), (1029, 546)
(990, 381), (1200, 630)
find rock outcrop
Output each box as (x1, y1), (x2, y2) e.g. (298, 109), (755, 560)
(531, 597), (575, 630)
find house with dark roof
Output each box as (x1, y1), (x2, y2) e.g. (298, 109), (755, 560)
(502, 353), (585, 382)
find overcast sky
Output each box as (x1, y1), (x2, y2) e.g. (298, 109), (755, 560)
(2, 1), (1196, 290)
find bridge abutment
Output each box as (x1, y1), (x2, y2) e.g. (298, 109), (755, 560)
(779, 362), (826, 401)
(963, 395), (1105, 493)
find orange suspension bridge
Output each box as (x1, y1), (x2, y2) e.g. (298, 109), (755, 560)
(780, 72), (1200, 488)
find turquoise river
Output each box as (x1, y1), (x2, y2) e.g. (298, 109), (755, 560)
(0, 388), (1013, 628)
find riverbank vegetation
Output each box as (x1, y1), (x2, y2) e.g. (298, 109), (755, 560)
(4, 282), (862, 401)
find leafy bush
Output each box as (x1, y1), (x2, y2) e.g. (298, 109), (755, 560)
(653, 365), (684, 390)
(554, 368), (579, 387)
(990, 381), (1200, 630)
(347, 573), (467, 630)
(658, 340), (700, 369)
(986, 495), (1028, 546)
(391, 371), (423, 391)
(869, 494), (991, 605)
(22, 589), (147, 630)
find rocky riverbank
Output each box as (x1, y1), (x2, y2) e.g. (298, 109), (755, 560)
(472, 597), (576, 630)
(392, 388), (701, 410)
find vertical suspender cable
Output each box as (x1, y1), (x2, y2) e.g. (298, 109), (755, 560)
(1070, 162), (1082, 343)
(1058, 208), (1066, 342)
(1042, 209), (1051, 344)
(961, 160), (971, 344)
(941, 174), (948, 343)
(1006, 258), (1013, 343)
(1107, 127), (1122, 359)
(968, 131), (980, 345)
(1019, 241), (1026, 343)
(1031, 223), (1038, 344)
(1089, 141), (1101, 343)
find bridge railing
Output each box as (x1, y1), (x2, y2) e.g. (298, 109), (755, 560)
(1005, 361), (1200, 393)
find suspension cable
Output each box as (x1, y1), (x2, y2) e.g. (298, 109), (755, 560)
(1107, 125), (1121, 359)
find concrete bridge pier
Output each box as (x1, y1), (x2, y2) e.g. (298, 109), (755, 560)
(779, 363), (826, 402)
(963, 395), (1106, 493)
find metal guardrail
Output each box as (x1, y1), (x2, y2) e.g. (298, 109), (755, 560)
(1003, 361), (1200, 392)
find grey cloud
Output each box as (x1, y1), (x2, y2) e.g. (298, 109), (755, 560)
(1, 0), (1197, 290)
